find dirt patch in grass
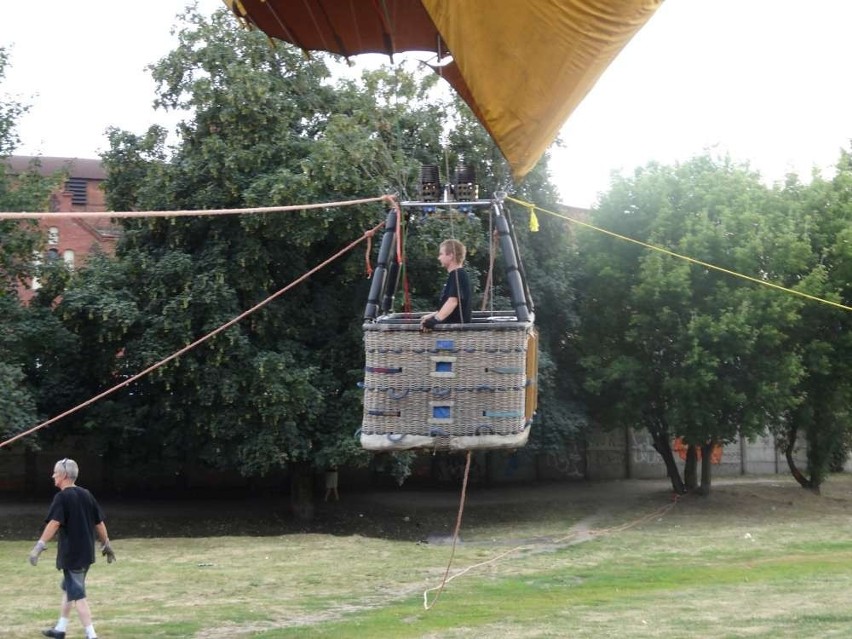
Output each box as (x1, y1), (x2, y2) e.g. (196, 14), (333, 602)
(5, 473), (848, 546)
(3, 474), (851, 548)
(0, 476), (674, 542)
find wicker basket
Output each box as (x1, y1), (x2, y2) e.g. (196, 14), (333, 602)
(361, 313), (537, 451)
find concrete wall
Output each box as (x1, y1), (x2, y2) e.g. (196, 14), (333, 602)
(586, 426), (804, 480)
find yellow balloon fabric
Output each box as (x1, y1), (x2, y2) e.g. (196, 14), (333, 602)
(422, 0), (662, 180)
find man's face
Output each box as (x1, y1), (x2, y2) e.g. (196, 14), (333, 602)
(438, 246), (453, 269)
(52, 463), (66, 487)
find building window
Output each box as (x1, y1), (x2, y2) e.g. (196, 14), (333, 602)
(48, 226), (59, 245)
(65, 177), (87, 206)
(31, 251), (42, 290)
(46, 248), (60, 260)
(63, 249), (75, 269)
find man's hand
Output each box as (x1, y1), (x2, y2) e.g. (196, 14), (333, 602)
(101, 540), (116, 564)
(421, 315), (439, 330)
(28, 540), (47, 566)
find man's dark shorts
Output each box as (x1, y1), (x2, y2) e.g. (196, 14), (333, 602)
(60, 568), (88, 601)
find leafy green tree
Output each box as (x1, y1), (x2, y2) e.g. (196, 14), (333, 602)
(0, 48), (22, 156)
(0, 47), (68, 443)
(577, 156), (806, 494)
(49, 8), (454, 509)
(772, 152), (852, 492)
(1, 47), (42, 297)
(73, 8), (377, 514)
(46, 5), (582, 511)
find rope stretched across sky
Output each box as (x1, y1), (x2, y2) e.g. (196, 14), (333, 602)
(0, 195), (392, 220)
(508, 196), (852, 314)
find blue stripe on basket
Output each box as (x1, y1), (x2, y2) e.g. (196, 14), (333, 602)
(483, 410), (523, 418)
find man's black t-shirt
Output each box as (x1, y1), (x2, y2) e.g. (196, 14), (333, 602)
(440, 267), (472, 323)
(46, 486), (105, 570)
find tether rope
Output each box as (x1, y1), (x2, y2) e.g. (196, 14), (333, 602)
(423, 450), (472, 610)
(0, 194), (392, 220)
(423, 493), (679, 609)
(0, 221), (384, 449)
(508, 196), (852, 314)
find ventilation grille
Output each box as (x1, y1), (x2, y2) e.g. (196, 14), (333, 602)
(65, 177), (87, 206)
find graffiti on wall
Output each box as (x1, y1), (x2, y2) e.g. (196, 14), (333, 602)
(629, 429), (658, 466)
(540, 442), (585, 479)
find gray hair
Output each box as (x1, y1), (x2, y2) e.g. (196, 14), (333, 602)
(56, 458), (79, 481)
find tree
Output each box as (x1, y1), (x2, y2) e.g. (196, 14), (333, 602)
(0, 47), (68, 443)
(45, 6), (583, 513)
(72, 8), (378, 514)
(771, 152), (852, 492)
(47, 9), (453, 510)
(577, 155), (806, 495)
(1, 47), (42, 297)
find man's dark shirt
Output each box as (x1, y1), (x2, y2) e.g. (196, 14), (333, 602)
(440, 267), (472, 323)
(46, 486), (105, 570)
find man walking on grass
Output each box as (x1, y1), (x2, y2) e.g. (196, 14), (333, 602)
(29, 458), (116, 639)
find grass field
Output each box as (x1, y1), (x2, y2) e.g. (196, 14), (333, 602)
(2, 475), (852, 638)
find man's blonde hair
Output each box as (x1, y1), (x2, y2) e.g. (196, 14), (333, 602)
(440, 239), (466, 264)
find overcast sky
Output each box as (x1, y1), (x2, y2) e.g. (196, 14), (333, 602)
(2, 0), (851, 208)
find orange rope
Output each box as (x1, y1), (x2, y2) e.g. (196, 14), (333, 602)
(365, 230), (375, 277)
(423, 450), (472, 610)
(0, 222), (384, 449)
(422, 489), (680, 609)
(0, 195), (390, 220)
(398, 206), (411, 312)
(387, 196), (403, 265)
(402, 263), (412, 313)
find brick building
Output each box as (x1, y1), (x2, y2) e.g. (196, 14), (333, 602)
(5, 155), (120, 303)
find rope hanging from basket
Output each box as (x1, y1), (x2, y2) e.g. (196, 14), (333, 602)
(480, 226), (499, 313)
(400, 214), (412, 313)
(378, 196), (412, 313)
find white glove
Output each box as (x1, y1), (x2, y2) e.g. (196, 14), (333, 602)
(29, 540), (47, 566)
(101, 540), (116, 564)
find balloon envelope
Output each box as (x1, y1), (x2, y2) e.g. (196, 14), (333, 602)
(225, 0), (662, 181)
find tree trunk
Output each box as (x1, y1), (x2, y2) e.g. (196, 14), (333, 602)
(650, 431), (686, 494)
(684, 445), (698, 492)
(699, 442), (713, 496)
(784, 425), (818, 493)
(290, 462), (315, 522)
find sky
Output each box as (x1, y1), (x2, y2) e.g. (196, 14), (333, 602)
(1, 0), (851, 209)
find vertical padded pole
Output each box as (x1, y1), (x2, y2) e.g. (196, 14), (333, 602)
(493, 200), (531, 322)
(364, 208), (398, 321)
(382, 259), (400, 315)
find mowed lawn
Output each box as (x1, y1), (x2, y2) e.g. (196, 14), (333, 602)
(3, 475), (852, 638)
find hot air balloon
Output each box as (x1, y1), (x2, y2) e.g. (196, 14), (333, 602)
(223, 0), (662, 451)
